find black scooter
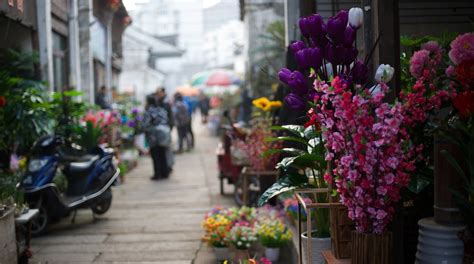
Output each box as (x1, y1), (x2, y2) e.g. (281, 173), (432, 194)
(18, 135), (119, 236)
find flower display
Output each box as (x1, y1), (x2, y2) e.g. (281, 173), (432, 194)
(282, 197), (313, 222)
(202, 207), (232, 247)
(256, 219), (292, 248)
(228, 222), (258, 250)
(280, 8), (368, 111)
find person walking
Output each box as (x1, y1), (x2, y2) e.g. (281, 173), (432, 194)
(198, 93), (210, 123)
(143, 96), (171, 180)
(183, 95), (195, 148)
(173, 93), (191, 153)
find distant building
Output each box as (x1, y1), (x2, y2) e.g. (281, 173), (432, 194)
(203, 20), (244, 73)
(203, 0), (240, 32)
(119, 26), (183, 103)
(129, 0), (205, 94)
(0, 0), (130, 104)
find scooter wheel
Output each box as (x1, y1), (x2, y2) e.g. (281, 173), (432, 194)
(31, 205), (49, 237)
(91, 188), (112, 215)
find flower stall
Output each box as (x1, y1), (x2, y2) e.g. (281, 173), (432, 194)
(201, 206), (294, 263)
(254, 3), (473, 263)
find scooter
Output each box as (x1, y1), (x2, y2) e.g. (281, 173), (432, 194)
(18, 135), (119, 236)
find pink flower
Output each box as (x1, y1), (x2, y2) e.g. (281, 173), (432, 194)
(384, 173), (394, 184)
(448, 32), (474, 65)
(376, 210), (387, 220)
(421, 41), (441, 54)
(410, 50), (430, 78)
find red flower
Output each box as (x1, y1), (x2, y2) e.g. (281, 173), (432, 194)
(304, 108), (320, 129)
(452, 90), (474, 118)
(0, 96), (6, 107)
(456, 59), (474, 90)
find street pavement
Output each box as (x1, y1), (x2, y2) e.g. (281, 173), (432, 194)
(30, 118), (235, 263)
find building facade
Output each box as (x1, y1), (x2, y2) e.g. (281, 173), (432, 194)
(0, 0), (130, 104)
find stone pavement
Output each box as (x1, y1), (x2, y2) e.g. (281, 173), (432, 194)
(30, 119), (234, 263)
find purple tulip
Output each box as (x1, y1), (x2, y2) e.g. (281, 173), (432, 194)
(295, 48), (323, 70)
(352, 61), (368, 84)
(278, 69), (308, 94)
(327, 10), (348, 44)
(288, 71), (308, 94)
(278, 68), (292, 84)
(344, 47), (358, 65)
(127, 120), (136, 128)
(343, 26), (356, 46)
(289, 41), (306, 54)
(299, 14), (324, 39)
(285, 93), (306, 110)
(325, 43), (346, 65)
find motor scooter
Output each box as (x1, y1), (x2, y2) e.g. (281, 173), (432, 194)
(18, 135), (119, 236)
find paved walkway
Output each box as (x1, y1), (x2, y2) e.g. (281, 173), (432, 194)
(31, 119), (234, 263)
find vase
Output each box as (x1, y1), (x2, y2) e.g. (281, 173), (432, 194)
(0, 208), (17, 264)
(351, 231), (393, 264)
(264, 247), (280, 262)
(213, 247), (229, 261)
(301, 231), (331, 264)
(415, 217), (465, 264)
(233, 248), (249, 261)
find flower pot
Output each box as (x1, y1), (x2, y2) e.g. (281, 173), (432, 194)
(301, 231), (331, 264)
(213, 247), (229, 261)
(0, 207), (17, 264)
(351, 231), (393, 264)
(265, 247), (280, 262)
(233, 248), (249, 261)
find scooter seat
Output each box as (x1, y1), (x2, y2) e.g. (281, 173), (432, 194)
(68, 155), (100, 173)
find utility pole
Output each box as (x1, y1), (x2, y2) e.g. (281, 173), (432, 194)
(105, 11), (114, 102)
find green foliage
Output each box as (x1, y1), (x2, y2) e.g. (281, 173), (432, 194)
(73, 120), (103, 152)
(441, 117), (474, 233)
(0, 172), (23, 207)
(49, 90), (90, 140)
(0, 49), (52, 155)
(258, 124), (330, 237)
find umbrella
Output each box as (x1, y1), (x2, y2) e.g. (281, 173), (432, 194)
(176, 85), (200, 96)
(190, 69), (242, 87)
(190, 71), (211, 86)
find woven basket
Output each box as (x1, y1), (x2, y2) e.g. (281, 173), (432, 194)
(330, 205), (354, 259)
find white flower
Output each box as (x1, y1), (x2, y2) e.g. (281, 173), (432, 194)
(246, 243), (250, 248)
(349, 7), (363, 29)
(237, 241), (242, 246)
(375, 64), (395, 83)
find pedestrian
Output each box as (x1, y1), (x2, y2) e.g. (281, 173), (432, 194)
(142, 96), (171, 180)
(148, 87), (175, 172)
(95, 86), (111, 109)
(173, 93), (191, 153)
(183, 95), (195, 148)
(198, 93), (210, 123)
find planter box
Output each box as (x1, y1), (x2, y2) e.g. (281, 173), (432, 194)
(351, 231), (393, 264)
(330, 205), (354, 259)
(0, 208), (17, 264)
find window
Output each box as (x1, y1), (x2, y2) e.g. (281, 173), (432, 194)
(52, 32), (68, 91)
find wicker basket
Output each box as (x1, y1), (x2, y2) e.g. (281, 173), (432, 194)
(330, 205), (354, 259)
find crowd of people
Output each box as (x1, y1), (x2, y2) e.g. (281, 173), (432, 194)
(142, 87), (210, 180)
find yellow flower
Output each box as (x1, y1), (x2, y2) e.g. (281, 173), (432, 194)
(269, 100), (282, 109)
(252, 97), (271, 111)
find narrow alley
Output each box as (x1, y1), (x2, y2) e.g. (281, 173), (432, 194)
(30, 120), (233, 263)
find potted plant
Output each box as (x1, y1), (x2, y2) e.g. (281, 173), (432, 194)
(227, 221), (258, 261)
(257, 218), (292, 261)
(202, 207), (232, 261)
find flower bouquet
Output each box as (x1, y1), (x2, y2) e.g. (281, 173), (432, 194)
(256, 219), (292, 261)
(202, 207), (232, 261)
(228, 221), (258, 252)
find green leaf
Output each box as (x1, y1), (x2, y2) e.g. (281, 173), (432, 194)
(63, 90), (83, 97)
(266, 136), (308, 145)
(271, 125), (305, 137)
(262, 148), (304, 157)
(257, 173), (308, 206)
